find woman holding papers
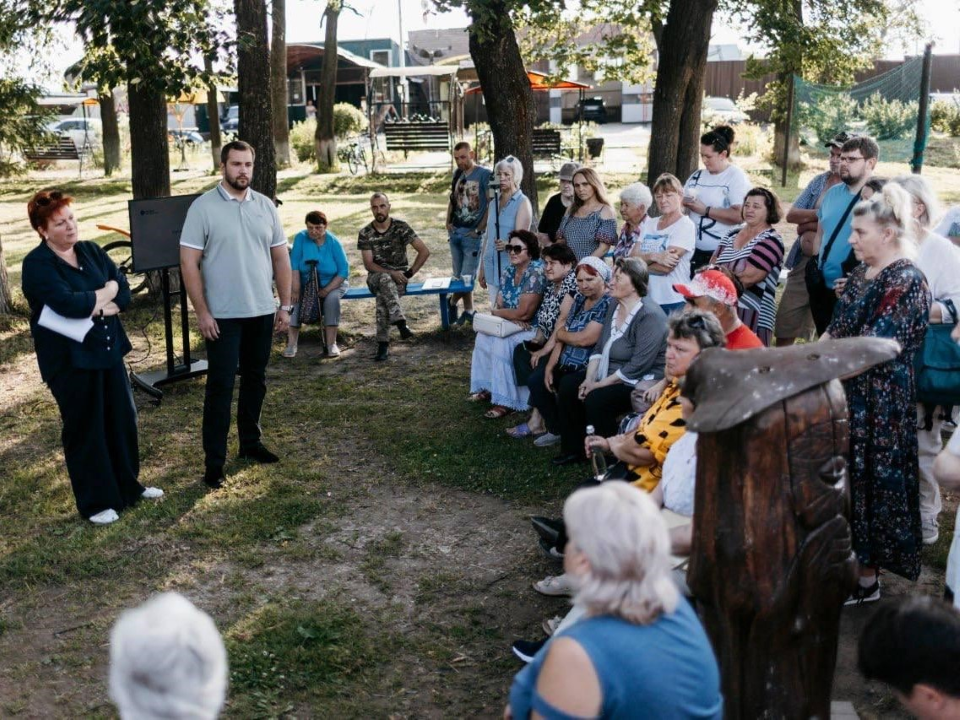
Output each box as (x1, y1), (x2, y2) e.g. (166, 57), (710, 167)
(21, 190), (161, 525)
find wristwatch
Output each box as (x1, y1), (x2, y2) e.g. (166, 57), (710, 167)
(280, 304), (295, 313)
(403, 269), (414, 279)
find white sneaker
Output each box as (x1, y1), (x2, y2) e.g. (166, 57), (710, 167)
(327, 343), (341, 357)
(922, 517), (940, 545)
(141, 487), (164, 499)
(89, 509), (119, 525)
(534, 432), (561, 448)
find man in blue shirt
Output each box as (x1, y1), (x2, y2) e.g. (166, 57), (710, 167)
(445, 141), (491, 325)
(808, 135), (879, 334)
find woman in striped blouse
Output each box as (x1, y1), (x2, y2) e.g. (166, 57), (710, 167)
(710, 187), (785, 346)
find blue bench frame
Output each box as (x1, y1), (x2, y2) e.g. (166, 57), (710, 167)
(343, 278), (475, 330)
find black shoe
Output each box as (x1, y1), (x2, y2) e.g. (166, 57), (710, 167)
(538, 537), (564, 561)
(394, 320), (413, 340)
(374, 342), (390, 361)
(530, 516), (563, 546)
(511, 638), (547, 664)
(447, 298), (459, 325)
(552, 453), (585, 467)
(203, 467), (225, 489)
(238, 444), (280, 464)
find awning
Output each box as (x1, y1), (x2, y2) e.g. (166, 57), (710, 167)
(465, 69), (591, 95)
(369, 65), (459, 79)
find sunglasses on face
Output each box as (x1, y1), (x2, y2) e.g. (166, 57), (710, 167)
(505, 244), (526, 254)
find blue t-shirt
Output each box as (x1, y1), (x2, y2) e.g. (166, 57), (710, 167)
(451, 165), (492, 230)
(817, 183), (861, 289)
(289, 229), (349, 288)
(510, 600), (723, 719)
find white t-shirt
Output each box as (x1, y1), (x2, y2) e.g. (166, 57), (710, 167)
(934, 206), (960, 241)
(917, 232), (960, 322)
(659, 431), (697, 518)
(683, 164), (752, 253)
(638, 215), (696, 307)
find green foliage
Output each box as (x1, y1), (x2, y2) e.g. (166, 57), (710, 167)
(931, 101), (960, 137)
(0, 77), (53, 177)
(290, 118), (317, 163)
(859, 92), (918, 140)
(797, 93), (860, 146)
(332, 102), (368, 139)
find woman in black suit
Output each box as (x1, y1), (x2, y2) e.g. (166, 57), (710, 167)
(21, 190), (162, 524)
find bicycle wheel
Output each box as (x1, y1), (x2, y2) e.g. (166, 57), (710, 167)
(358, 145), (369, 174)
(346, 147), (359, 175)
(103, 240), (148, 295)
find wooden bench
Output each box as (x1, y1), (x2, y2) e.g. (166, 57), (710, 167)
(343, 277), (474, 330)
(383, 121), (451, 157)
(531, 128), (563, 158)
(24, 136), (88, 175)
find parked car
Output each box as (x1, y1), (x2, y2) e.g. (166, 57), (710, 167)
(45, 118), (102, 150)
(578, 97), (608, 124)
(702, 96), (749, 125)
(221, 105), (239, 132)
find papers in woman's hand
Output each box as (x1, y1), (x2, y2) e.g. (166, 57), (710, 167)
(38, 305), (94, 343)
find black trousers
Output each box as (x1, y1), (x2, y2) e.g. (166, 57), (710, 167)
(809, 285), (838, 336)
(203, 314), (274, 470)
(48, 363), (142, 519)
(527, 364), (583, 440)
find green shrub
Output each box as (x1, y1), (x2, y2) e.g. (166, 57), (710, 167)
(931, 100), (960, 137)
(797, 93), (860, 146)
(289, 118), (317, 163)
(859, 92), (917, 140)
(288, 104), (368, 164)
(333, 102), (367, 139)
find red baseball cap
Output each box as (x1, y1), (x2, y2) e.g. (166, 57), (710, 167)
(673, 269), (738, 306)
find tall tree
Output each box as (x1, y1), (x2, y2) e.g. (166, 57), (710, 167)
(204, 53), (224, 172)
(235, 0), (277, 197)
(646, 0), (717, 186)
(99, 89), (121, 176)
(270, 0), (291, 167)
(314, 1), (340, 172)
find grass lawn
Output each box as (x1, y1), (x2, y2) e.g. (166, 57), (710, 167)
(0, 145), (956, 717)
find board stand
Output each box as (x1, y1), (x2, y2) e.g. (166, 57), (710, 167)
(130, 267), (207, 403)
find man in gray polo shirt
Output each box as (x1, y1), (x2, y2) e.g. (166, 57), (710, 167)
(180, 140), (292, 489)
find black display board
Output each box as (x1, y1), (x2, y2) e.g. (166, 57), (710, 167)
(128, 194), (201, 273)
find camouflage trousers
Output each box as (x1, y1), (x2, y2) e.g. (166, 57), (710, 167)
(366, 272), (407, 342)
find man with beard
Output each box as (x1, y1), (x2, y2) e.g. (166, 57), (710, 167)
(445, 141), (490, 325)
(180, 141), (292, 489)
(806, 134), (879, 333)
(359, 192), (430, 361)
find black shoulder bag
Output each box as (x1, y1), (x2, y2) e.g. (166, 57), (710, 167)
(805, 189), (861, 332)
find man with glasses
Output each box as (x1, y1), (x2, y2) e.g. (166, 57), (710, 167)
(774, 132), (847, 346)
(358, 192), (431, 361)
(805, 135), (879, 333)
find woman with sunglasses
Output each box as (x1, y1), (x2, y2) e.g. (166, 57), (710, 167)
(469, 230), (545, 418)
(709, 187), (785, 346)
(478, 155), (532, 306)
(21, 190), (163, 525)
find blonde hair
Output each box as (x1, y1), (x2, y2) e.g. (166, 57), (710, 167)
(891, 174), (942, 230)
(853, 181), (917, 257)
(652, 173), (684, 198)
(563, 482), (679, 624)
(569, 167), (613, 214)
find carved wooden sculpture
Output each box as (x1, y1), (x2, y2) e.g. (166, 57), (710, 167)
(684, 338), (900, 720)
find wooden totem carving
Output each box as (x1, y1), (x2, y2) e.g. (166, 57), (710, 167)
(684, 338), (900, 720)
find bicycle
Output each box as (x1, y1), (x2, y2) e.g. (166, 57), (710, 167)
(96, 224), (149, 295)
(337, 136), (368, 175)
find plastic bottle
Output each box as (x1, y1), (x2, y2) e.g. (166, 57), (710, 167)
(585, 424), (607, 481)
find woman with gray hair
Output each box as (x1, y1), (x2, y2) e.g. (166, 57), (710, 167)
(612, 182), (652, 260)
(508, 483), (723, 719)
(823, 182), (930, 604)
(891, 174), (960, 546)
(110, 592), (228, 720)
(479, 155), (533, 305)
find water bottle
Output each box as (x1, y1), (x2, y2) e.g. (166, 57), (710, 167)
(585, 424), (607, 481)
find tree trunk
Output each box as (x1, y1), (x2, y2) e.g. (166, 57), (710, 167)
(0, 234), (12, 315)
(468, 1), (537, 215)
(646, 0), (717, 186)
(314, 3), (339, 172)
(773, 108), (802, 170)
(235, 0), (277, 199)
(271, 0), (291, 168)
(205, 54), (223, 172)
(128, 82), (170, 199)
(99, 89), (121, 176)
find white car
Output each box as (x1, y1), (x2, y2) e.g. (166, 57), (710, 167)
(45, 118), (103, 150)
(702, 97), (749, 125)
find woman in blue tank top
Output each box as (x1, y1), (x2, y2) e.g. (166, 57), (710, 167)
(480, 155), (532, 307)
(508, 482), (723, 719)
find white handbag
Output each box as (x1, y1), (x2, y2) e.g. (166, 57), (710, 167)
(472, 313), (525, 338)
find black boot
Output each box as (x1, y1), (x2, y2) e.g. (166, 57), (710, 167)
(374, 342), (389, 361)
(394, 320), (413, 339)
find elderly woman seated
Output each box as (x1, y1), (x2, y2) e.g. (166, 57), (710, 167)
(508, 482), (723, 718)
(110, 592), (227, 720)
(468, 229), (546, 418)
(507, 242), (580, 439)
(612, 182), (652, 259)
(550, 257), (668, 466)
(527, 257), (612, 447)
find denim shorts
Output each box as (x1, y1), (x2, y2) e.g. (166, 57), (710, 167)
(449, 227), (482, 279)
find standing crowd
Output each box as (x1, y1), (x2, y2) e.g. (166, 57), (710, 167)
(19, 128), (960, 718)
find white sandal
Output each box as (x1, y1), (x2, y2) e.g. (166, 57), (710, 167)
(533, 573), (575, 597)
(281, 345), (297, 358)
